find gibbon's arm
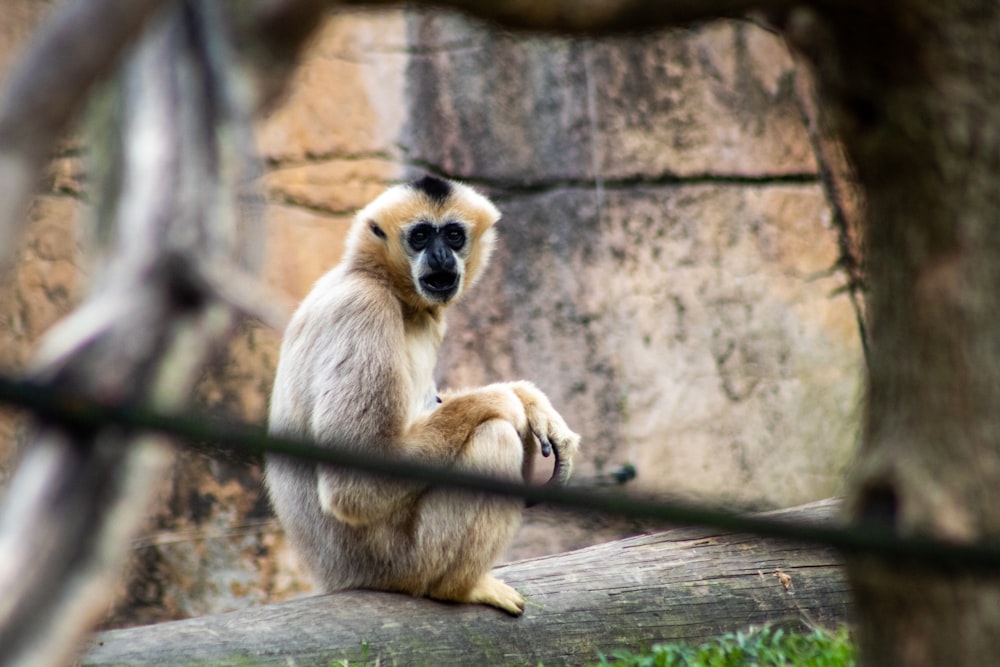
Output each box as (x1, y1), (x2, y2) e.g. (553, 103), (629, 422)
(290, 276), (577, 527)
(403, 388), (531, 462)
(300, 276), (521, 525)
(302, 279), (415, 526)
(508, 381), (579, 484)
(407, 382), (579, 484)
(314, 382), (534, 525)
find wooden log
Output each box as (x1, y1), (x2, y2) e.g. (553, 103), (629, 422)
(81, 499), (849, 666)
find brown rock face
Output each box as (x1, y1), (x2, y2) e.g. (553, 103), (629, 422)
(406, 12), (860, 513)
(403, 15), (816, 181)
(443, 185), (858, 510)
(0, 7), (862, 623)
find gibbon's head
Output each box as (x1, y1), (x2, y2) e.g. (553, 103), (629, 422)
(347, 176), (501, 308)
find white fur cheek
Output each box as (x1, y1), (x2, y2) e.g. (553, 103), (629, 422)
(409, 251), (428, 290)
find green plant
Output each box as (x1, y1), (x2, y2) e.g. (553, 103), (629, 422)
(593, 624), (855, 667)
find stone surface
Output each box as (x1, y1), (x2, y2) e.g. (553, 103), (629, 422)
(0, 194), (85, 480)
(442, 184), (860, 509)
(409, 11), (861, 510)
(0, 0), (56, 77)
(404, 13), (816, 182)
(0, 2), (84, 481)
(261, 204), (354, 299)
(256, 12), (409, 164)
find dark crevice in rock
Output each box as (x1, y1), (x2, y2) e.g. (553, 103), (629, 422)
(404, 158), (820, 197)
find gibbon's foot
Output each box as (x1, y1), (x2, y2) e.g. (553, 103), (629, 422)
(465, 575), (525, 616)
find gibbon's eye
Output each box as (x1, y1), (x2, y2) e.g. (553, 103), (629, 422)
(408, 223), (434, 251)
(442, 223), (466, 250)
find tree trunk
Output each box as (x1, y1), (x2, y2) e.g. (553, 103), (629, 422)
(782, 2), (1000, 665)
(80, 500), (848, 666)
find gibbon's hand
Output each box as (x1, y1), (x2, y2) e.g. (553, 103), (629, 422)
(509, 382), (580, 486)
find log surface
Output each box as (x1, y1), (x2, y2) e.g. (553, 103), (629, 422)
(81, 499), (849, 666)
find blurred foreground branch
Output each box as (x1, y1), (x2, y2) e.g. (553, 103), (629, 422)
(0, 0), (333, 660)
(0, 2), (270, 664)
(338, 0), (804, 32)
(0, 0), (168, 271)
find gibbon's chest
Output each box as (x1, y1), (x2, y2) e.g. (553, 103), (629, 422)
(403, 322), (442, 415)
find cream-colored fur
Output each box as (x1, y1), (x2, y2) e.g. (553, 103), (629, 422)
(265, 176), (580, 615)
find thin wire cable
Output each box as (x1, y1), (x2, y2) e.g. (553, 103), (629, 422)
(1, 374), (999, 569)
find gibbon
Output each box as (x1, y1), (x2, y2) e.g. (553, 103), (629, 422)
(265, 175), (580, 615)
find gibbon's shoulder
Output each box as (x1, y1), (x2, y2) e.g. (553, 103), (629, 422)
(287, 265), (402, 340)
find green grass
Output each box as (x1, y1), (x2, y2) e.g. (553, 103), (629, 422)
(592, 624), (855, 667)
(328, 625), (854, 667)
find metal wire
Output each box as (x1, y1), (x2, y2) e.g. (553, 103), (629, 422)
(1, 374), (999, 569)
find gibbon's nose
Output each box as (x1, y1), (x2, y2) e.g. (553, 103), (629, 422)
(419, 235), (460, 300)
(427, 236), (456, 272)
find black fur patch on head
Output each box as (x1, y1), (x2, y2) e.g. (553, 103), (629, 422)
(410, 175), (452, 205)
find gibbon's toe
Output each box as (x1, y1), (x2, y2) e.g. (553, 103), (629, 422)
(468, 575), (525, 616)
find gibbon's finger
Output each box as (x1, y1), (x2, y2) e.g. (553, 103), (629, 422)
(530, 427), (552, 457)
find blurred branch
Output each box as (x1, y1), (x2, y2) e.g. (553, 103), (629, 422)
(0, 1), (270, 664)
(339, 0), (809, 32)
(0, 0), (331, 659)
(0, 0), (168, 271)
(191, 260), (293, 331)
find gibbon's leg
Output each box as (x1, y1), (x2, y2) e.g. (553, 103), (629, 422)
(414, 418), (527, 615)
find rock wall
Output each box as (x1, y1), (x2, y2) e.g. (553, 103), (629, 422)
(406, 13), (860, 506)
(0, 5), (862, 626)
(0, 0), (79, 485)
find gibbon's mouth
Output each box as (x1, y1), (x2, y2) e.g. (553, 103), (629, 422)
(419, 270), (459, 299)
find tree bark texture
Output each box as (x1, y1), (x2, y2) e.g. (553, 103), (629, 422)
(80, 500), (848, 666)
(779, 3), (1000, 665)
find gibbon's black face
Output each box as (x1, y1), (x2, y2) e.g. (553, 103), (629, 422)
(407, 220), (468, 303)
(358, 175), (496, 307)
